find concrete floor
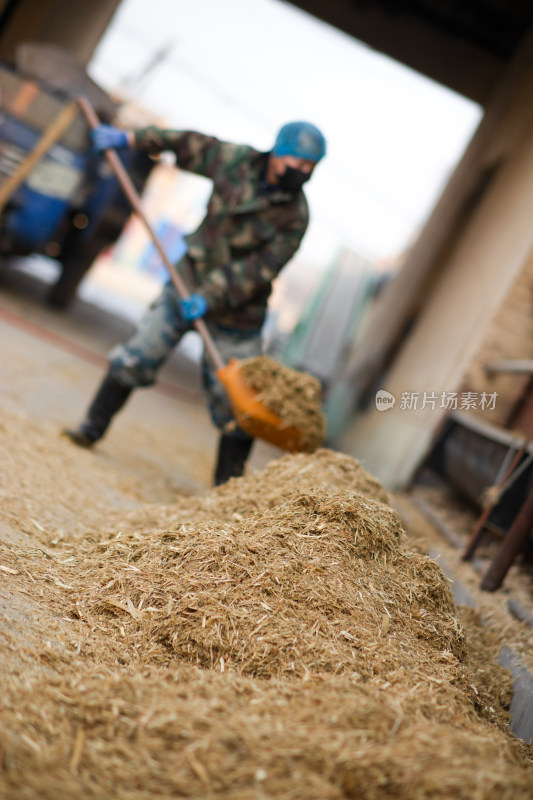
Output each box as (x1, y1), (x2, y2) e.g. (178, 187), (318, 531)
(0, 256), (281, 492)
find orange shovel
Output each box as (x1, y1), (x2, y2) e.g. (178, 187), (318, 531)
(77, 97), (304, 452)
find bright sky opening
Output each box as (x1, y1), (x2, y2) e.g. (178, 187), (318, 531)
(89, 0), (483, 269)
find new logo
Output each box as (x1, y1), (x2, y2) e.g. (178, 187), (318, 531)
(375, 390), (396, 412)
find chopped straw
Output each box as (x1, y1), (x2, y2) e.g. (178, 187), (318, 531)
(1, 433), (532, 799)
(238, 354), (326, 451)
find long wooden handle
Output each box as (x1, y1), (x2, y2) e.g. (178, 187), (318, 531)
(77, 96), (225, 371)
(0, 101), (78, 213)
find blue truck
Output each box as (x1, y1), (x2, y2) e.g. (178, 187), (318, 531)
(0, 44), (153, 308)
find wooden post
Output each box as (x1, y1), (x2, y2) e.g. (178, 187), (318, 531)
(480, 486), (533, 591)
(462, 441), (526, 561)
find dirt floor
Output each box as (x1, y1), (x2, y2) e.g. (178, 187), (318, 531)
(1, 258), (533, 799)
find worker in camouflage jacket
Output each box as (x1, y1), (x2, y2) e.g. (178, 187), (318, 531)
(63, 120), (326, 485)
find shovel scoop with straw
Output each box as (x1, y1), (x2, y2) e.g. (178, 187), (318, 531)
(78, 97), (307, 453)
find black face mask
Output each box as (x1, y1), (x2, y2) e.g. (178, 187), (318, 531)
(277, 165), (311, 192)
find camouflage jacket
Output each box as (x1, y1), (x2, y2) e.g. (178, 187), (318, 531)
(134, 127), (309, 330)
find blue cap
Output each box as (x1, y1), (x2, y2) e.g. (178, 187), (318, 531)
(273, 121), (326, 162)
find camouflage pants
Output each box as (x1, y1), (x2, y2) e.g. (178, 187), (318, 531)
(108, 282), (263, 438)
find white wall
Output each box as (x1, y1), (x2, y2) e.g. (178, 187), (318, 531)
(341, 34), (533, 488)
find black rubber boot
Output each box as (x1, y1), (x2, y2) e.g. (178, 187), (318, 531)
(214, 434), (254, 486)
(62, 373), (133, 448)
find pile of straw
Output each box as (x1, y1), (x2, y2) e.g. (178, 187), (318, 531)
(1, 439), (532, 799)
(105, 448), (390, 533)
(73, 489), (467, 683)
(1, 665), (531, 800)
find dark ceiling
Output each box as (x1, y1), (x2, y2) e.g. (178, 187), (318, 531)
(385, 0), (533, 58)
(285, 0), (533, 103)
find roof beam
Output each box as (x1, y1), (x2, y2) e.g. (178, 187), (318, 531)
(285, 0), (505, 104)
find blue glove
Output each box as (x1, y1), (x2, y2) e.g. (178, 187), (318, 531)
(91, 125), (130, 152)
(178, 293), (208, 322)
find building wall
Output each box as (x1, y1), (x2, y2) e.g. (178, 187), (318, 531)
(0, 0), (121, 65)
(341, 33), (533, 489)
(460, 247), (533, 427)
(340, 28), (533, 407)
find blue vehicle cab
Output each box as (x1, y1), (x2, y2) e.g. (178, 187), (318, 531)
(0, 44), (154, 308)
